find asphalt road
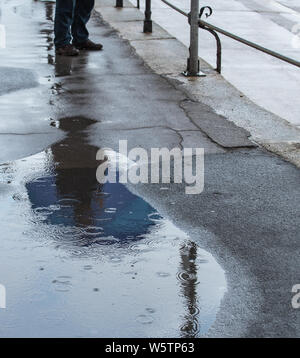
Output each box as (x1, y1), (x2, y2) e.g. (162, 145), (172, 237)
(0, 0), (299, 337)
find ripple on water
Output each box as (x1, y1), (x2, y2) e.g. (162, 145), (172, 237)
(145, 308), (156, 314)
(176, 271), (199, 285)
(83, 265), (93, 271)
(156, 272), (171, 278)
(104, 208), (117, 214)
(58, 198), (81, 207)
(136, 315), (154, 325)
(148, 213), (161, 223)
(109, 256), (122, 264)
(52, 276), (72, 292)
(80, 226), (104, 236)
(180, 320), (199, 338)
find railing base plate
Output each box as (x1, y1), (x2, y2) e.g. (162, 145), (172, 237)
(143, 20), (153, 33)
(182, 71), (206, 77)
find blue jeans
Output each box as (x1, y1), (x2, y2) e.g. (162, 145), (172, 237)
(54, 0), (95, 48)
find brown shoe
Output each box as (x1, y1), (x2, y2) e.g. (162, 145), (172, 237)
(73, 39), (103, 51)
(55, 44), (79, 56)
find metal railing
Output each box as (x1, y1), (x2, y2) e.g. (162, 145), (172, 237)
(116, 0), (300, 76)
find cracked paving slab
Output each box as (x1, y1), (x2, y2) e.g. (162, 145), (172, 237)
(180, 100), (257, 148)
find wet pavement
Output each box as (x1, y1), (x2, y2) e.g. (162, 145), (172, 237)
(0, 0), (226, 337)
(0, 0), (299, 338)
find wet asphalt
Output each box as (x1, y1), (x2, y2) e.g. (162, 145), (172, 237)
(0, 0), (299, 337)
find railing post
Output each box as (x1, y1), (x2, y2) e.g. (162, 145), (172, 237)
(116, 0), (123, 8)
(144, 0), (152, 33)
(184, 0), (204, 76)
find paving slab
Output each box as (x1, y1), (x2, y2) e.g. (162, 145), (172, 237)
(180, 100), (257, 148)
(131, 38), (189, 75)
(96, 6), (144, 22)
(107, 20), (175, 41)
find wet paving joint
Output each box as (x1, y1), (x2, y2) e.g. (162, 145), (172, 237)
(0, 0), (299, 338)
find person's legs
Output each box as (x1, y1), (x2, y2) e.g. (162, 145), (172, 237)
(71, 0), (95, 44)
(54, 0), (76, 48)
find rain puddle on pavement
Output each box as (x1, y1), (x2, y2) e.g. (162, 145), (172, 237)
(0, 117), (226, 337)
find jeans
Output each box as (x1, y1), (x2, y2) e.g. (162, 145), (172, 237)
(54, 0), (95, 48)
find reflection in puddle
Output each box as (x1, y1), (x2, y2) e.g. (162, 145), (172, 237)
(0, 0), (226, 338)
(0, 116), (226, 337)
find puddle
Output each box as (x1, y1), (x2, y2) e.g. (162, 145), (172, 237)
(0, 116), (226, 337)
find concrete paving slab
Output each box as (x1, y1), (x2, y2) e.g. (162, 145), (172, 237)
(180, 130), (226, 154)
(108, 20), (175, 41)
(263, 141), (300, 167)
(276, 0), (300, 12)
(181, 100), (257, 148)
(131, 38), (188, 75)
(95, 6), (144, 22)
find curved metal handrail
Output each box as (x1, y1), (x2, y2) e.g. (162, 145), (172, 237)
(116, 0), (300, 73)
(159, 1), (300, 71)
(199, 17), (300, 69)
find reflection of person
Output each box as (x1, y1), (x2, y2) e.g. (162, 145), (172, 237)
(54, 0), (103, 56)
(26, 117), (156, 246)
